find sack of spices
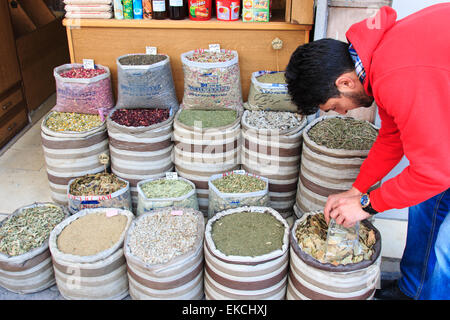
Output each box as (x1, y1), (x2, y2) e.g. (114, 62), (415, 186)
(124, 207), (205, 300)
(0, 202), (68, 294)
(204, 206), (290, 300)
(208, 170), (270, 218)
(181, 49), (243, 111)
(67, 172), (132, 215)
(116, 54), (179, 110)
(245, 71), (297, 112)
(287, 211), (381, 300)
(137, 177), (199, 216)
(49, 207), (134, 300)
(53, 63), (114, 115)
(106, 107), (175, 209)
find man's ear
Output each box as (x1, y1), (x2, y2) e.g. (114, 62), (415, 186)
(335, 71), (358, 91)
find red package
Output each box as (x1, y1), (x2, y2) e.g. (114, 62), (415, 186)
(216, 0), (240, 21)
(188, 0), (212, 20)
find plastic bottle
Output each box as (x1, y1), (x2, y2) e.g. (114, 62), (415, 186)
(169, 0), (187, 20)
(152, 0), (168, 19)
(133, 0), (144, 19)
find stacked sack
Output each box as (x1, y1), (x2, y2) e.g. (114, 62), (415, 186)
(64, 0), (114, 19)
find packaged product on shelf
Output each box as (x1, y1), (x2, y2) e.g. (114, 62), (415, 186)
(67, 172), (132, 215)
(65, 4), (113, 12)
(208, 171), (270, 218)
(181, 49), (243, 110)
(136, 177), (199, 215)
(116, 54), (178, 110)
(245, 70), (297, 112)
(216, 0), (240, 21)
(53, 63), (114, 115)
(188, 0), (212, 20)
(124, 207), (205, 299)
(133, 0), (143, 18)
(169, 0), (187, 20)
(64, 0), (114, 19)
(242, 0), (270, 22)
(143, 0), (152, 18)
(113, 0), (124, 18)
(63, 0), (113, 3)
(123, 0), (134, 18)
(152, 0), (167, 19)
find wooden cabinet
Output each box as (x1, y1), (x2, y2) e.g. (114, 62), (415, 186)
(0, 0), (28, 149)
(0, 0), (22, 94)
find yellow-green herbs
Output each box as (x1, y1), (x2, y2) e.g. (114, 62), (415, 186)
(0, 205), (65, 256)
(178, 109), (237, 128)
(212, 174), (266, 193)
(212, 211), (285, 257)
(140, 179), (193, 199)
(45, 112), (103, 132)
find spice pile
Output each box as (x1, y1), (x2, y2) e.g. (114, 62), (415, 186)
(45, 112), (103, 132)
(178, 109), (237, 128)
(212, 211), (285, 257)
(212, 173), (266, 193)
(0, 205), (65, 256)
(59, 67), (107, 79)
(185, 50), (236, 63)
(57, 212), (128, 256)
(118, 54), (167, 66)
(69, 173), (127, 196)
(245, 110), (303, 131)
(128, 208), (200, 264)
(295, 213), (377, 265)
(111, 108), (170, 127)
(140, 179), (193, 199)
(308, 118), (378, 150)
(256, 72), (286, 84)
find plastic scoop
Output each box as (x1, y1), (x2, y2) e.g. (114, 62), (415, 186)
(325, 219), (361, 265)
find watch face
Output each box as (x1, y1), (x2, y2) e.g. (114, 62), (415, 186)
(360, 194), (369, 207)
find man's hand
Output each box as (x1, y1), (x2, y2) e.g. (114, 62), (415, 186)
(324, 187), (371, 228)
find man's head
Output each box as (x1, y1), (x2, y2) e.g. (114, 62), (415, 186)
(285, 38), (374, 115)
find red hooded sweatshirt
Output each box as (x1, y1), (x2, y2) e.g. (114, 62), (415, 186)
(346, 4), (450, 212)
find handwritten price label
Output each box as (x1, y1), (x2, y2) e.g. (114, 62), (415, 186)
(209, 44), (221, 53)
(146, 46), (158, 55)
(171, 210), (184, 216)
(83, 59), (95, 70)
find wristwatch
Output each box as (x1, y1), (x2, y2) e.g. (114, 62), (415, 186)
(360, 193), (378, 215)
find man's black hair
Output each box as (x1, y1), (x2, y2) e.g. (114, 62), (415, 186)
(285, 38), (355, 115)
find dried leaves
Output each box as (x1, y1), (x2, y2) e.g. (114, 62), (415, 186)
(140, 179), (193, 199)
(0, 205), (65, 256)
(308, 118), (378, 150)
(295, 213), (376, 266)
(69, 173), (127, 196)
(212, 173), (266, 193)
(178, 109), (237, 128)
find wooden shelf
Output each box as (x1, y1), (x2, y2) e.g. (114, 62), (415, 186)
(63, 18), (312, 31)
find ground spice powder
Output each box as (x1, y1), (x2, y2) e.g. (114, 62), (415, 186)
(57, 212), (127, 256)
(178, 109), (237, 128)
(212, 211), (285, 257)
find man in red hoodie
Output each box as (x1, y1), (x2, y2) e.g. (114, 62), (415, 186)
(285, 4), (449, 300)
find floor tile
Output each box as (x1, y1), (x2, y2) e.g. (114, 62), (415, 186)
(0, 146), (45, 172)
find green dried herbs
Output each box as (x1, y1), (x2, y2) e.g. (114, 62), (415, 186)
(45, 112), (103, 132)
(69, 173), (127, 196)
(212, 173), (266, 193)
(212, 211), (285, 257)
(140, 179), (193, 199)
(295, 213), (376, 265)
(178, 109), (237, 128)
(308, 118), (378, 150)
(0, 205), (65, 256)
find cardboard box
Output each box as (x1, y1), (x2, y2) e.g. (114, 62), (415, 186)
(242, 0), (270, 22)
(286, 0), (314, 25)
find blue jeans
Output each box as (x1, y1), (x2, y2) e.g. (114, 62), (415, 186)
(398, 188), (450, 300)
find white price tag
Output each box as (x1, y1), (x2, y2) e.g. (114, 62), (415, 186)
(166, 172), (178, 180)
(252, 207), (267, 213)
(146, 46), (158, 55)
(83, 59), (95, 70)
(209, 44), (221, 53)
(233, 170), (246, 175)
